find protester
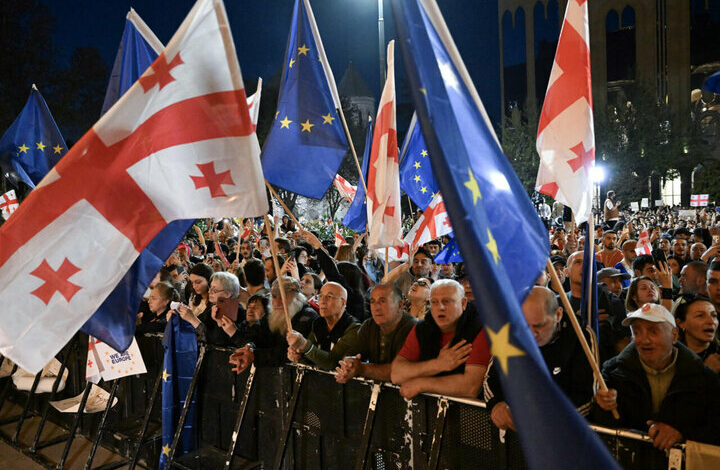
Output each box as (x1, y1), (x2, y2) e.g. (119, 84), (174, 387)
(615, 240), (636, 288)
(673, 293), (720, 373)
(597, 268), (630, 298)
(405, 278), (432, 319)
(392, 247), (435, 296)
(678, 261), (708, 296)
(603, 191), (621, 229)
(625, 276), (660, 312)
(707, 261), (720, 313)
(596, 230), (623, 268)
(137, 281), (177, 334)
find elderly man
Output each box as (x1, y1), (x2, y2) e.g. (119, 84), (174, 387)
(335, 283), (416, 383)
(690, 242), (707, 261)
(286, 282), (360, 370)
(594, 303), (720, 449)
(229, 276), (317, 373)
(391, 279), (490, 399)
(679, 261), (708, 296)
(485, 287), (594, 431)
(597, 268), (630, 298)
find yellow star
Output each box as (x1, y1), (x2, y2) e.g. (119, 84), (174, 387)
(420, 149), (428, 157)
(36, 142), (46, 151)
(300, 119), (314, 132)
(486, 323), (525, 375)
(289, 58), (296, 68)
(413, 161), (421, 169)
(53, 144), (63, 154)
(162, 444), (171, 456)
(414, 175), (421, 183)
(322, 113), (335, 124)
(431, 192), (438, 199)
(420, 186), (427, 194)
(297, 44), (309, 56)
(420, 88), (427, 95)
(485, 229), (500, 264)
(464, 167), (482, 205)
(18, 144), (29, 154)
(280, 116), (292, 129)
(162, 369), (171, 382)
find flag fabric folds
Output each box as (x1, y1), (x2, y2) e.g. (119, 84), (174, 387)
(704, 70), (720, 95)
(434, 235), (462, 263)
(398, 112), (439, 210)
(403, 193), (452, 249)
(333, 174), (357, 203)
(101, 8), (164, 116)
(391, 1), (618, 469)
(0, 85), (67, 188)
(247, 77), (263, 129)
(635, 230), (652, 256)
(159, 316), (198, 469)
(535, 0), (595, 224)
(342, 117), (373, 232)
(366, 41), (403, 249)
(261, 0), (349, 199)
(1, 190), (19, 220)
(0, 0), (268, 373)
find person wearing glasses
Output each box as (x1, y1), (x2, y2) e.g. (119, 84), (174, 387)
(286, 282), (360, 370)
(405, 278), (432, 319)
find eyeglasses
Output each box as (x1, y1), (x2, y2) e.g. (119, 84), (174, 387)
(413, 281), (430, 288)
(318, 294), (344, 302)
(209, 287), (227, 294)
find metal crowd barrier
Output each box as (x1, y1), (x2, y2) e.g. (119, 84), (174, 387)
(0, 333), (695, 469)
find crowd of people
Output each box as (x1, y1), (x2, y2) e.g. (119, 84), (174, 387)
(135, 199), (720, 452)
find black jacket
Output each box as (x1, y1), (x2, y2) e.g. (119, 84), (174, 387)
(593, 342), (720, 445)
(252, 303), (318, 367)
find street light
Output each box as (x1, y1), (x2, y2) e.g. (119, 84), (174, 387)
(589, 164), (605, 219)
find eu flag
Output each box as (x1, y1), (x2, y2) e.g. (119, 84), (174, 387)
(342, 117), (373, 232)
(261, 0), (349, 199)
(399, 113), (439, 210)
(159, 316), (198, 469)
(0, 85), (66, 188)
(434, 235), (462, 263)
(80, 10), (196, 353)
(391, 1), (619, 469)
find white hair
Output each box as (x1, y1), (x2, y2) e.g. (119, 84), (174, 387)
(430, 278), (464, 299)
(268, 291), (307, 335)
(210, 271), (240, 298)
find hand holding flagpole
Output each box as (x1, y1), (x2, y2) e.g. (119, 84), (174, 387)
(264, 214), (292, 333)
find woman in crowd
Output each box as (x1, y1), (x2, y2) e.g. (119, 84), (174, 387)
(137, 281), (178, 334)
(674, 293), (720, 373)
(404, 278), (432, 319)
(335, 244), (356, 263)
(300, 272), (322, 311)
(666, 255), (682, 291)
(625, 276), (660, 312)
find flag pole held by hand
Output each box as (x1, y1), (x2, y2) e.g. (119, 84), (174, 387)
(264, 214), (293, 333)
(546, 259), (620, 420)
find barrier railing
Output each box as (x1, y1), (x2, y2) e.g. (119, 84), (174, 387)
(0, 333), (695, 469)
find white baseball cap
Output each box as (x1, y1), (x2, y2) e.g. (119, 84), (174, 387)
(622, 303), (676, 328)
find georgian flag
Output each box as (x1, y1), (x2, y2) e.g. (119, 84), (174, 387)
(0, 0), (268, 373)
(247, 77), (262, 127)
(690, 194), (709, 207)
(334, 227), (346, 247)
(333, 174), (357, 203)
(366, 40), (403, 249)
(535, 0), (594, 224)
(0, 190), (19, 220)
(403, 193), (452, 249)
(635, 230), (652, 256)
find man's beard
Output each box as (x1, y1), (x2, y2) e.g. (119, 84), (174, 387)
(268, 293), (307, 335)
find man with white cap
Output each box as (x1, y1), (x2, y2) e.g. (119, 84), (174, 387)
(594, 303), (720, 449)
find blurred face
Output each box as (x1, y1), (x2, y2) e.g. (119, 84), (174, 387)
(552, 263), (566, 285)
(460, 278), (474, 301)
(601, 276), (623, 297)
(369, 286), (402, 328)
(680, 265), (705, 294)
(296, 250), (308, 266)
(412, 254), (433, 277)
(635, 279), (659, 305)
(408, 278), (431, 303)
(264, 258), (276, 282)
(300, 274), (317, 298)
(211, 260), (224, 272)
(691, 243), (706, 260)
(246, 299), (266, 324)
(672, 239), (688, 258)
(668, 258), (681, 276)
(658, 238), (670, 252)
(565, 253), (583, 285)
(426, 243), (441, 256)
(440, 263), (455, 277)
(602, 233), (618, 250)
(631, 319), (678, 370)
(148, 287), (170, 314)
(430, 285), (467, 333)
(522, 294), (561, 347)
(189, 274), (208, 296)
(209, 279), (230, 304)
(637, 263), (658, 280)
(318, 283), (346, 319)
(708, 270), (720, 307)
(622, 242), (637, 263)
(678, 301), (718, 346)
(240, 242), (252, 259)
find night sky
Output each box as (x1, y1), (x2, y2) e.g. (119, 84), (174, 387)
(38, 0), (503, 123)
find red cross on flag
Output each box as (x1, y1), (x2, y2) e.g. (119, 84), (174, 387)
(0, 0), (268, 373)
(333, 174), (357, 203)
(535, 0), (594, 224)
(247, 77), (262, 128)
(635, 231), (652, 256)
(0, 190), (19, 220)
(690, 194), (709, 207)
(403, 193), (452, 249)
(366, 41), (403, 249)
(334, 227), (346, 247)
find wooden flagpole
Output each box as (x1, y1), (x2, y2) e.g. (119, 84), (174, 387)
(337, 109), (369, 197)
(264, 214), (293, 333)
(265, 181), (304, 231)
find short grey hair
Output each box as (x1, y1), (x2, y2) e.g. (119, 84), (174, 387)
(210, 272), (240, 298)
(430, 279), (465, 299)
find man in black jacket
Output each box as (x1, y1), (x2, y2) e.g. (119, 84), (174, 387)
(484, 286), (594, 431)
(594, 303), (720, 450)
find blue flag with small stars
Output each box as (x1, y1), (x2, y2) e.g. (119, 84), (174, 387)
(0, 85), (66, 188)
(261, 0), (349, 199)
(399, 113), (439, 210)
(434, 235), (462, 263)
(342, 116), (373, 232)
(392, 1), (619, 469)
(159, 316), (198, 470)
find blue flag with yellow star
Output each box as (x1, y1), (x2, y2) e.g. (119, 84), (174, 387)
(399, 113), (438, 210)
(159, 315), (198, 470)
(391, 1), (619, 469)
(261, 0), (349, 199)
(342, 116), (373, 231)
(0, 85), (66, 188)
(80, 11), (196, 354)
(434, 235), (462, 263)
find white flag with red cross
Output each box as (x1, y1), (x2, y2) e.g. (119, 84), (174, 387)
(0, 190), (19, 220)
(635, 230), (652, 256)
(535, 0), (594, 224)
(247, 77), (262, 128)
(366, 40), (403, 249)
(333, 174), (357, 203)
(0, 0), (268, 373)
(690, 194), (709, 207)
(403, 193), (452, 249)
(334, 227), (346, 247)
